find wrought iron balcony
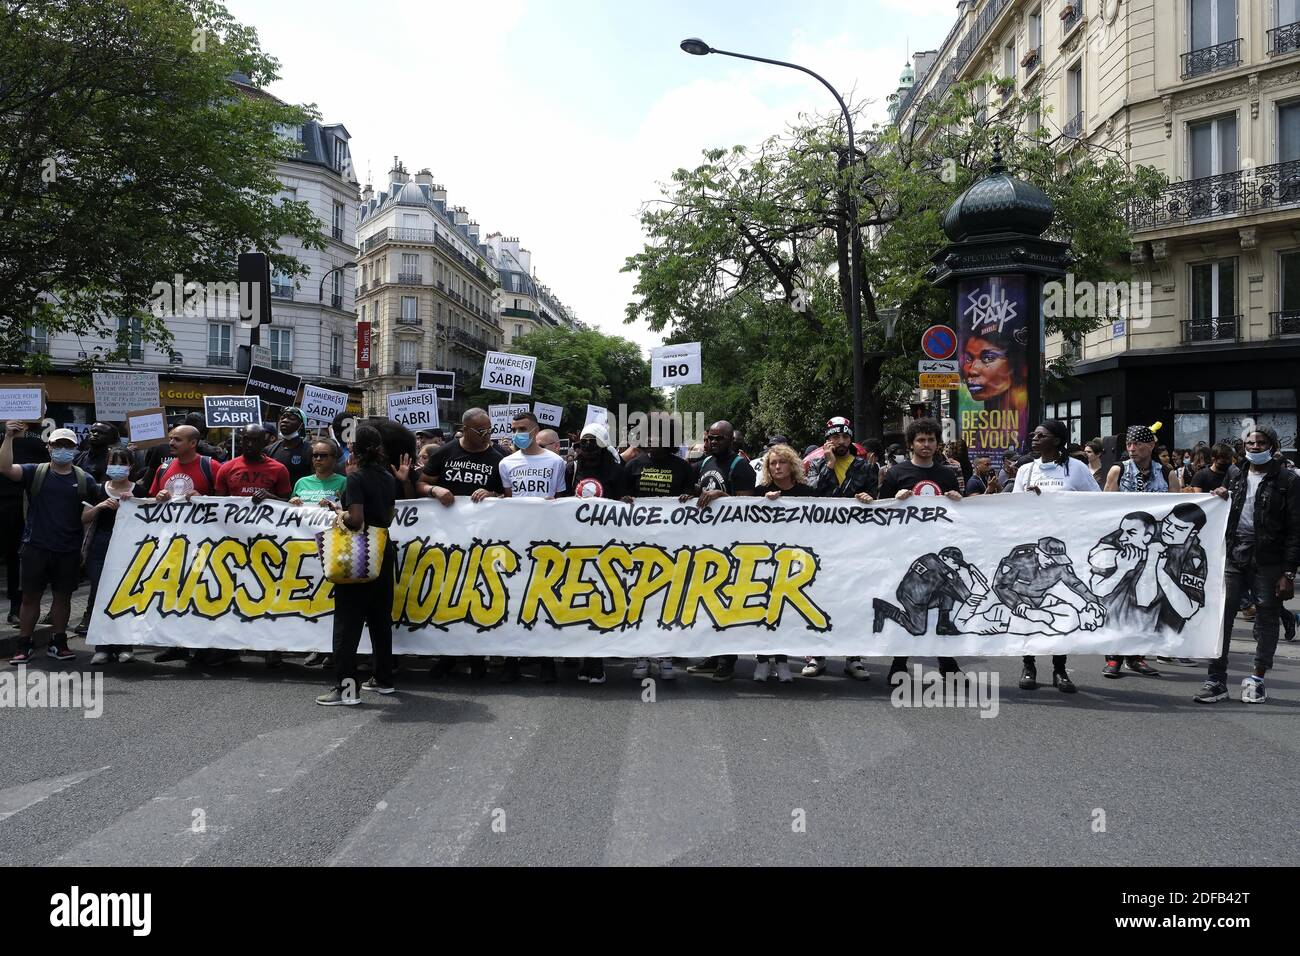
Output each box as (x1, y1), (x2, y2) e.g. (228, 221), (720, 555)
(1063, 111), (1083, 138)
(332, 225), (343, 240)
(394, 361), (418, 376)
(1269, 21), (1300, 56)
(1022, 45), (1042, 75)
(1270, 310), (1300, 336)
(1061, 1), (1083, 35)
(396, 313), (422, 326)
(450, 327), (491, 354)
(272, 358), (294, 370)
(207, 353), (233, 367)
(26, 338), (49, 354)
(330, 364), (342, 377)
(1127, 160), (1300, 230)
(331, 293), (343, 309)
(397, 272), (422, 284)
(1180, 315), (1240, 344)
(1181, 38), (1241, 78)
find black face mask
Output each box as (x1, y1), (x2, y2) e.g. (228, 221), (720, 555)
(832, 443), (852, 457)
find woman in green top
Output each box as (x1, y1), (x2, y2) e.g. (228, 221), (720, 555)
(290, 439), (348, 506)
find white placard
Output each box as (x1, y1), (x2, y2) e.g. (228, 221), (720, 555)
(126, 407), (167, 447)
(918, 359), (960, 374)
(93, 372), (160, 421)
(302, 384), (349, 427)
(0, 388), (45, 421)
(534, 402), (563, 428)
(650, 342), (702, 387)
(583, 404), (609, 430)
(204, 395), (262, 428)
(387, 389), (440, 430)
(489, 403), (533, 440)
(480, 351), (536, 395)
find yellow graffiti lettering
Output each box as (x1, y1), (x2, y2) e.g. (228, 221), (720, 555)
(768, 547), (826, 629)
(719, 544), (773, 627)
(678, 547), (730, 627)
(518, 543), (569, 627)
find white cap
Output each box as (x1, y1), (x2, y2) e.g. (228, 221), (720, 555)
(579, 422), (611, 449)
(48, 428), (79, 446)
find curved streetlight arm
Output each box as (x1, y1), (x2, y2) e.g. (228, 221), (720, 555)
(706, 47), (854, 152)
(319, 261), (358, 303)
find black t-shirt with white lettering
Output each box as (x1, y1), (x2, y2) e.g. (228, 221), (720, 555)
(421, 441), (504, 497)
(625, 454), (696, 497)
(877, 460), (961, 499)
(695, 453), (756, 495)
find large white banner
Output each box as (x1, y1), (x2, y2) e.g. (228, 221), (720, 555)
(89, 493), (1229, 658)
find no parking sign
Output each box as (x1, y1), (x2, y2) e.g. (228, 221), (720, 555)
(921, 325), (957, 361)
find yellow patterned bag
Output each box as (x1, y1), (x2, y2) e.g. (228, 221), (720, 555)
(316, 513), (388, 584)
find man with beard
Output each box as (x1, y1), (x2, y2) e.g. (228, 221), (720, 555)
(802, 416), (877, 680)
(417, 407), (504, 680)
(74, 422), (125, 483)
(267, 407), (312, 486)
(682, 420), (755, 682)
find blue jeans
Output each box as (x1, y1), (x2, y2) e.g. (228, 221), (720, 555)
(1209, 561), (1282, 684)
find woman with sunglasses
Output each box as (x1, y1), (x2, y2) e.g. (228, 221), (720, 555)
(289, 439), (348, 506)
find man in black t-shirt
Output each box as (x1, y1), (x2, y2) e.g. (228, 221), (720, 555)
(681, 421), (755, 681)
(1188, 442), (1233, 493)
(623, 445), (695, 498)
(416, 407), (505, 679)
(267, 407), (312, 486)
(879, 419), (963, 684)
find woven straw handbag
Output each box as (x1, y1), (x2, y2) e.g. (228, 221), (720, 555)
(316, 512), (388, 584)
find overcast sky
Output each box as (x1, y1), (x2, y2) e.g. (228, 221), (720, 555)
(223, 0), (962, 352)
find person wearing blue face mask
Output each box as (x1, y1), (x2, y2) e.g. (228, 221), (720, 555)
(84, 448), (147, 664)
(498, 411), (566, 684)
(0, 422), (103, 664)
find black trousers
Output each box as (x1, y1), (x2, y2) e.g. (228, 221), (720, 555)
(0, 497), (22, 612)
(332, 543), (395, 691)
(1023, 655), (1067, 671)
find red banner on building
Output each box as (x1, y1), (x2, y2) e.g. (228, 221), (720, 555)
(356, 322), (371, 369)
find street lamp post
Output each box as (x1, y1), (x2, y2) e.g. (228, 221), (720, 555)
(680, 38), (867, 436)
(319, 260), (358, 305)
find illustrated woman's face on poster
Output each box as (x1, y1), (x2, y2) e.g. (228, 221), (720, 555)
(961, 336), (1012, 401)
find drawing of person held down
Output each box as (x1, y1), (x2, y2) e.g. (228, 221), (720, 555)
(1088, 504), (1208, 634)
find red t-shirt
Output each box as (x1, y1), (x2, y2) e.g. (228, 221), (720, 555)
(214, 455), (291, 498)
(149, 456), (217, 497)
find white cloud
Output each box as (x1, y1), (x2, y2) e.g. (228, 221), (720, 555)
(879, 0), (960, 16)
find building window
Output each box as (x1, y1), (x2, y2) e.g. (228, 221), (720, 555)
(1064, 63), (1083, 136)
(331, 333), (342, 374)
(277, 187), (297, 206)
(27, 324), (48, 354)
(1098, 395), (1114, 438)
(269, 328), (293, 370)
(1185, 0), (1240, 77)
(399, 339), (417, 367)
(1190, 258), (1237, 318)
(1047, 401), (1083, 445)
(1189, 114), (1237, 178)
(401, 295), (418, 323)
(1002, 40), (1016, 99)
(116, 316), (142, 360)
(1029, 7), (1042, 53)
(333, 137), (349, 174)
(1273, 1), (1300, 55)
(208, 323), (232, 365)
(1279, 101), (1300, 163)
(514, 323), (523, 339)
(332, 202), (345, 240)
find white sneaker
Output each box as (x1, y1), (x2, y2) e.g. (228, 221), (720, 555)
(845, 659), (871, 681)
(90, 651), (111, 665)
(801, 657), (825, 677)
(1241, 676), (1266, 703)
(753, 660), (772, 682)
(117, 651), (134, 663)
(631, 658), (650, 679)
(775, 661), (793, 683)
(657, 658), (676, 680)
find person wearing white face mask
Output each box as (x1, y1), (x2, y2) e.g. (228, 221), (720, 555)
(85, 448), (147, 664)
(1196, 426), (1299, 704)
(0, 423), (103, 664)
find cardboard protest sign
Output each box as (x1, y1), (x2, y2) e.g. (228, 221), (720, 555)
(126, 407), (168, 447)
(93, 371), (160, 421)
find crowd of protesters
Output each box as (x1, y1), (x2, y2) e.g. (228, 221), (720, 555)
(2, 402), (1296, 707)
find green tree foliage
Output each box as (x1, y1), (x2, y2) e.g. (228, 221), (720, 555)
(0, 0), (327, 370)
(624, 73), (1163, 449)
(464, 325), (660, 438)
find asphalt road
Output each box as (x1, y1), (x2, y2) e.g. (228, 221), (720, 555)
(2, 595), (1298, 866)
